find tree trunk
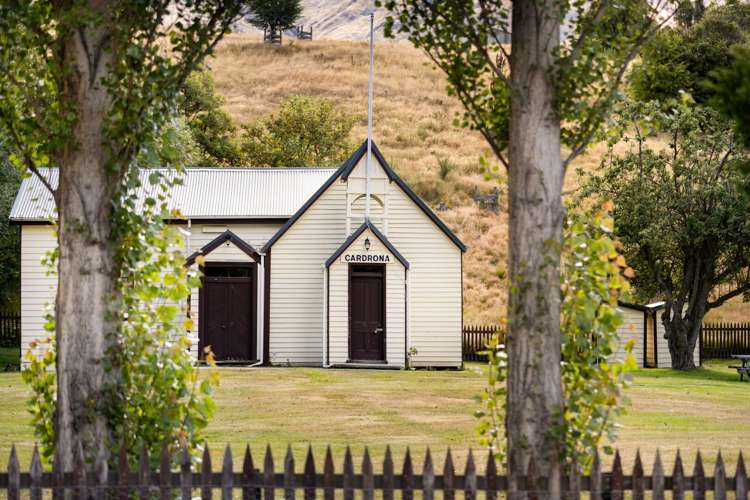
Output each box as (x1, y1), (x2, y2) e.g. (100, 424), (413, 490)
(55, 10), (120, 474)
(662, 311), (702, 370)
(506, 2), (563, 498)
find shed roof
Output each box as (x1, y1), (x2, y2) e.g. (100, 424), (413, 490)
(9, 167), (336, 221)
(618, 301), (666, 312)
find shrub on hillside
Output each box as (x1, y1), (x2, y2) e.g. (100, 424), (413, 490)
(240, 95), (355, 167)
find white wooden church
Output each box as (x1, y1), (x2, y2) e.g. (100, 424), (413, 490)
(10, 140), (466, 368)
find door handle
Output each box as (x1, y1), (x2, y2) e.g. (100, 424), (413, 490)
(374, 328), (383, 334)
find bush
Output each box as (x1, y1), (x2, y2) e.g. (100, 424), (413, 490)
(240, 95), (355, 167)
(629, 3), (750, 104)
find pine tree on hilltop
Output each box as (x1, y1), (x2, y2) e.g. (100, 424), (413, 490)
(245, 0), (302, 43)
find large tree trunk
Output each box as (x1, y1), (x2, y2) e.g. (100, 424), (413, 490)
(55, 11), (120, 473)
(506, 1), (564, 498)
(662, 306), (704, 370)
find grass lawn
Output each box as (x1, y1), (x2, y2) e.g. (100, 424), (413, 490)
(0, 346), (19, 368)
(0, 360), (747, 472)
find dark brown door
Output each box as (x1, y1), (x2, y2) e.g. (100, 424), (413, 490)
(201, 264), (255, 362)
(349, 265), (386, 361)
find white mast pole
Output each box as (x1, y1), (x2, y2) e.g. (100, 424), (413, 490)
(365, 11), (374, 221)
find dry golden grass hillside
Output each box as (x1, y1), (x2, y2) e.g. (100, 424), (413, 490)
(208, 34), (745, 324)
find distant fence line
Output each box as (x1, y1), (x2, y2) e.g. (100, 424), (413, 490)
(0, 312), (20, 348)
(463, 322), (750, 362)
(701, 322), (750, 359)
(1, 443), (748, 499)
(462, 325), (502, 362)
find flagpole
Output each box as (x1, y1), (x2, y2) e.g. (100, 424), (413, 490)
(365, 11), (374, 221)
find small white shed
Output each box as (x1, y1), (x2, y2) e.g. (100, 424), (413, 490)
(616, 301), (700, 368)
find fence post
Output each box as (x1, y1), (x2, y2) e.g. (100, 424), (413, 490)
(30, 445), (42, 500)
(223, 445), (234, 500)
(181, 447), (192, 500)
(422, 448), (434, 500)
(323, 446), (334, 500)
(737, 452), (748, 500)
(652, 450), (664, 500)
(7, 445), (20, 500)
(264, 445), (274, 500)
(465, 450), (477, 500)
(714, 452), (727, 500)
(443, 448), (455, 500)
(283, 445), (294, 500)
(590, 450), (602, 500)
(362, 447), (374, 500)
(382, 446), (394, 500)
(610, 450), (623, 500)
(673, 450), (685, 500)
(303, 446), (315, 500)
(632, 451), (644, 500)
(693, 451), (705, 500)
(486, 451), (497, 500)
(343, 446), (354, 500)
(201, 445), (212, 500)
(403, 447), (414, 500)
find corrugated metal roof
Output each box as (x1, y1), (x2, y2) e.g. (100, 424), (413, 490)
(9, 167), (337, 221)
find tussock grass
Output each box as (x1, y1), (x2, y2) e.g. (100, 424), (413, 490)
(210, 35), (509, 323)
(209, 35), (748, 323)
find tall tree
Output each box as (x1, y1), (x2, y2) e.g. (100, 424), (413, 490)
(582, 102), (750, 369)
(180, 70), (244, 166)
(0, 1), (242, 471)
(380, 0), (672, 494)
(0, 148), (20, 311)
(245, 0), (302, 39)
(629, 2), (750, 104)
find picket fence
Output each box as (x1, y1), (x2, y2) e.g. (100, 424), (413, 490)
(1, 443), (748, 499)
(701, 322), (750, 359)
(462, 325), (502, 362)
(0, 312), (20, 348)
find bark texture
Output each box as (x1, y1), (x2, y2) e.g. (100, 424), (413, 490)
(506, 1), (564, 498)
(55, 3), (120, 473)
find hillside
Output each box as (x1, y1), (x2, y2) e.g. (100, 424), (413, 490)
(207, 35), (745, 324)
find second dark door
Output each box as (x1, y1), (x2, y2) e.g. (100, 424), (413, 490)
(201, 264), (255, 362)
(349, 265), (386, 362)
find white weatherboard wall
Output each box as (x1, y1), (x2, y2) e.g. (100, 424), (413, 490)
(328, 228), (406, 366)
(269, 180), (348, 365)
(20, 225), (57, 360)
(613, 307), (644, 366)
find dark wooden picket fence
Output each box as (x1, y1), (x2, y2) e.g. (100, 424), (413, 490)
(462, 325), (502, 362)
(296, 25), (313, 40)
(1, 444), (748, 499)
(0, 312), (20, 348)
(701, 322), (750, 359)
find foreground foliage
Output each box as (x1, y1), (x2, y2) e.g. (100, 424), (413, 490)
(475, 205), (634, 470)
(582, 101), (750, 369)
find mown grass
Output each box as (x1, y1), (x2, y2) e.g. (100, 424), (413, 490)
(0, 347), (19, 368)
(0, 360), (747, 472)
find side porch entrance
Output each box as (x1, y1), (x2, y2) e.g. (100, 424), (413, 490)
(200, 262), (256, 363)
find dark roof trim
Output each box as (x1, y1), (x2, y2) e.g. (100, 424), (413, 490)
(618, 300), (666, 312)
(263, 140), (467, 253)
(185, 229), (260, 266)
(325, 219), (410, 269)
